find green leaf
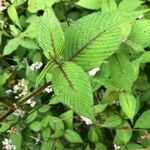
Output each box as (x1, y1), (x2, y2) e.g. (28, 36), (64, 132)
(101, 0), (117, 12)
(30, 121), (42, 132)
(76, 0), (101, 10)
(38, 105), (49, 113)
(3, 38), (20, 55)
(129, 20), (150, 48)
(28, 0), (59, 13)
(0, 71), (10, 86)
(49, 116), (64, 131)
(41, 140), (55, 150)
(114, 123), (132, 144)
(59, 110), (73, 129)
(7, 4), (22, 29)
(64, 130), (83, 143)
(64, 11), (126, 71)
(134, 110), (150, 129)
(10, 133), (22, 150)
(88, 128), (99, 143)
(118, 0), (143, 11)
(52, 62), (95, 121)
(13, 0), (27, 6)
(20, 38), (39, 49)
(95, 143), (107, 150)
(140, 51), (150, 63)
(23, 17), (41, 39)
(109, 54), (135, 93)
(38, 8), (65, 59)
(103, 115), (122, 128)
(94, 103), (108, 114)
(26, 111), (38, 124)
(119, 92), (137, 122)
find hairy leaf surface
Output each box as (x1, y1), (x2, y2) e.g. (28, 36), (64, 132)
(52, 62), (95, 121)
(38, 8), (65, 59)
(64, 11), (134, 71)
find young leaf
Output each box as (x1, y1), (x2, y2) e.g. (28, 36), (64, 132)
(38, 8), (65, 59)
(7, 4), (22, 29)
(76, 0), (101, 10)
(64, 130), (83, 143)
(119, 92), (137, 122)
(134, 110), (150, 129)
(52, 62), (95, 121)
(109, 54), (135, 93)
(3, 38), (20, 56)
(64, 11), (128, 71)
(103, 115), (122, 128)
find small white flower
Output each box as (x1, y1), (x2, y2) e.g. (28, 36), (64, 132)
(114, 144), (120, 150)
(80, 116), (93, 125)
(2, 138), (16, 150)
(13, 108), (25, 118)
(26, 99), (36, 107)
(88, 67), (100, 76)
(30, 62), (43, 71)
(44, 86), (52, 93)
(113, 101), (120, 106)
(5, 90), (12, 94)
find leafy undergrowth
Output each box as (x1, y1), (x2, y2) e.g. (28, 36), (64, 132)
(0, 0), (150, 150)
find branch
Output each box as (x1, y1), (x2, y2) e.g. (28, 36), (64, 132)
(0, 81), (51, 122)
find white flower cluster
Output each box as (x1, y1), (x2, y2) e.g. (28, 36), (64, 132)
(88, 67), (100, 76)
(2, 139), (16, 150)
(6, 79), (28, 99)
(80, 116), (93, 125)
(30, 62), (43, 71)
(13, 108), (25, 118)
(44, 86), (53, 93)
(0, 0), (7, 12)
(26, 98), (36, 108)
(114, 144), (121, 150)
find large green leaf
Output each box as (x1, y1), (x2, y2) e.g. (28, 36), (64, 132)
(64, 11), (134, 71)
(38, 8), (65, 59)
(109, 54), (135, 93)
(52, 62), (95, 121)
(134, 110), (150, 129)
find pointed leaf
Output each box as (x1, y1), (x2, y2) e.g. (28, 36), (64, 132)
(134, 110), (150, 129)
(52, 62), (95, 121)
(7, 4), (22, 29)
(64, 11), (130, 71)
(64, 130), (83, 143)
(38, 8), (65, 59)
(119, 92), (137, 122)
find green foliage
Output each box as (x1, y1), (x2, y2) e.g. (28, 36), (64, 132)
(0, 0), (150, 149)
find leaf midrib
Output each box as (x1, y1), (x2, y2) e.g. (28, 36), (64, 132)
(69, 29), (107, 61)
